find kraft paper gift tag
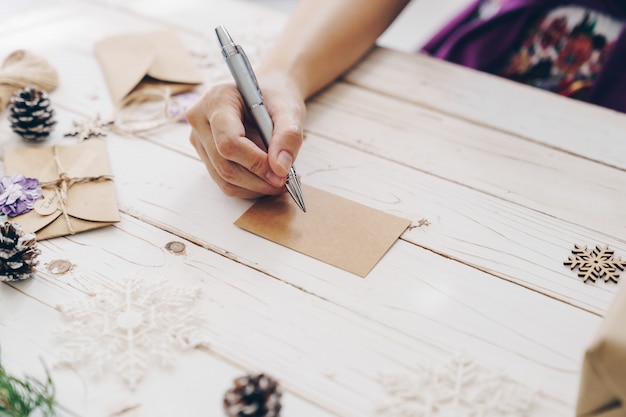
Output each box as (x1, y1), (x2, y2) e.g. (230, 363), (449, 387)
(4, 139), (120, 240)
(95, 31), (202, 104)
(576, 281), (626, 417)
(235, 185), (411, 277)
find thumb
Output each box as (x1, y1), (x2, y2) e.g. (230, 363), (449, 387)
(267, 108), (304, 178)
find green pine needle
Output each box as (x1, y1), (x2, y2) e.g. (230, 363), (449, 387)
(0, 355), (56, 417)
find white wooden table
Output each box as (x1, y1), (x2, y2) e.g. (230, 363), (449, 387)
(2, 1), (626, 416)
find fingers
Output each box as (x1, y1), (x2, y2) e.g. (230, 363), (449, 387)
(262, 77), (306, 178)
(210, 109), (286, 188)
(186, 78), (307, 199)
(267, 107), (305, 178)
(189, 130), (269, 199)
(186, 84), (285, 198)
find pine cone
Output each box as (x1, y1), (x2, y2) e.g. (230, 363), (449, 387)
(0, 222), (40, 282)
(223, 373), (282, 417)
(8, 85), (56, 143)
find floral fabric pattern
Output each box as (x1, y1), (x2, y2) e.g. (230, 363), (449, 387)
(494, 6), (625, 100)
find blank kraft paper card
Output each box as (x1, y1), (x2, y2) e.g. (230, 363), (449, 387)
(234, 185), (411, 277)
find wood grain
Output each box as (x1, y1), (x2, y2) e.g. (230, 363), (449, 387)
(344, 47), (626, 171)
(1, 1), (621, 416)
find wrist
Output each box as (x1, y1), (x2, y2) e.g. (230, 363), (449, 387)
(257, 66), (307, 103)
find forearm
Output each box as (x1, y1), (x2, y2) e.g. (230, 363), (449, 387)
(259, 0), (411, 100)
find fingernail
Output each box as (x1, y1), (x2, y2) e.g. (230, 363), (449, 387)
(266, 171), (284, 187)
(277, 151), (293, 172)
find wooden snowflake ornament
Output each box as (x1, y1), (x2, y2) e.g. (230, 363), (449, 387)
(56, 275), (209, 389)
(377, 353), (535, 416)
(64, 114), (111, 141)
(564, 244), (626, 284)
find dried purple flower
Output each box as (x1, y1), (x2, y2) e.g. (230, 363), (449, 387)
(0, 174), (43, 217)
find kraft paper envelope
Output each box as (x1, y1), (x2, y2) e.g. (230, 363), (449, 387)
(4, 139), (120, 240)
(235, 185), (411, 277)
(95, 31), (202, 103)
(577, 281), (626, 417)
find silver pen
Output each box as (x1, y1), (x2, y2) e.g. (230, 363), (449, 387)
(215, 25), (306, 212)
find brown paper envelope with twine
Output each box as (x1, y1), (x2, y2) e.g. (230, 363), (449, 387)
(95, 31), (202, 104)
(235, 185), (411, 277)
(576, 281), (626, 417)
(4, 139), (120, 240)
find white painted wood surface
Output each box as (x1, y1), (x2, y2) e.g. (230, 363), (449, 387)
(344, 48), (626, 171)
(1, 1), (624, 416)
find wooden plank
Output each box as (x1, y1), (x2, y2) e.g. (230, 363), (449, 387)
(0, 213), (599, 416)
(129, 118), (624, 316)
(0, 0), (284, 124)
(0, 3), (614, 416)
(304, 82), (626, 241)
(0, 0), (616, 316)
(343, 48), (626, 170)
(1, 108), (602, 415)
(102, 132), (606, 410)
(106, 0), (288, 34)
(0, 220), (336, 417)
(3, 86), (619, 317)
(10, 0), (615, 316)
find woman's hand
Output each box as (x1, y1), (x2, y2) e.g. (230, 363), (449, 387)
(186, 73), (306, 199)
(187, 0), (409, 199)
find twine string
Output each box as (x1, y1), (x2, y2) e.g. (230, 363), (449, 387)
(0, 50), (192, 137)
(39, 146), (113, 234)
(111, 87), (188, 135)
(0, 50), (59, 112)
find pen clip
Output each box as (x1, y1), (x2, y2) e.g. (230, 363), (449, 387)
(236, 45), (263, 99)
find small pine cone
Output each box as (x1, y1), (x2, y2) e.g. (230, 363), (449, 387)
(224, 373), (282, 417)
(8, 86), (56, 143)
(0, 222), (40, 282)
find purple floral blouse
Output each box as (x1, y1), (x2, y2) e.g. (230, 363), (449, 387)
(422, 0), (626, 113)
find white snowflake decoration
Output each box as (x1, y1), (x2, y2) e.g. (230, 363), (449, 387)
(377, 353), (536, 417)
(55, 274), (209, 389)
(64, 114), (111, 141)
(564, 244), (626, 283)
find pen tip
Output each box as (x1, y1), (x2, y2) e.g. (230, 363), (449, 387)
(290, 191), (306, 212)
(285, 167), (306, 212)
